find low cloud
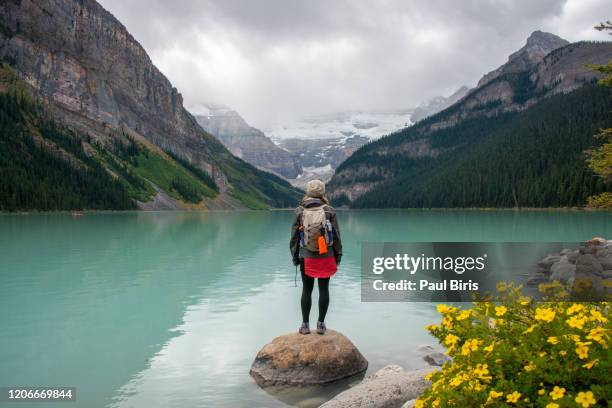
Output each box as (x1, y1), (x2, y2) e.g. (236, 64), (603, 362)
(98, 0), (610, 127)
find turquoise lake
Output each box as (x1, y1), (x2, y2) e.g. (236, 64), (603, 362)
(1, 210), (611, 408)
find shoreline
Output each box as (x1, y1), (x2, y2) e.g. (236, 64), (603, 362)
(2, 207), (611, 215)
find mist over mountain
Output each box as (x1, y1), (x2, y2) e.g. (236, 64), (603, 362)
(411, 86), (470, 123)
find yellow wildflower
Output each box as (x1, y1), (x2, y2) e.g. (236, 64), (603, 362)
(567, 303), (585, 315)
(535, 307), (556, 322)
(456, 310), (471, 321)
(546, 404), (559, 408)
(437, 304), (457, 315)
(444, 334), (459, 347)
(582, 359), (599, 369)
(567, 315), (588, 330)
(586, 327), (606, 343)
(495, 306), (507, 316)
(506, 391), (521, 404)
(575, 391), (597, 407)
(547, 336), (559, 345)
(461, 339), (479, 355)
(559, 350), (567, 356)
(474, 363), (491, 381)
(496, 282), (507, 292)
(538, 388), (546, 395)
(437, 304), (449, 313)
(575, 342), (590, 359)
(550, 386), (565, 400)
(449, 375), (464, 388)
(524, 362), (536, 372)
(483, 343), (494, 352)
(590, 309), (608, 323)
(486, 390), (503, 405)
(414, 399), (425, 408)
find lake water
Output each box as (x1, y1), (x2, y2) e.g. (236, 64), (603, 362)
(1, 210), (611, 408)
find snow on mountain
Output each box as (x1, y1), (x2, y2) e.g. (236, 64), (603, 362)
(265, 110), (414, 143)
(262, 110), (414, 186)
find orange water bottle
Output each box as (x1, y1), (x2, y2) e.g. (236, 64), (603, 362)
(318, 234), (328, 255)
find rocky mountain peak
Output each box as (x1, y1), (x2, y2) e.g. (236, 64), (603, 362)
(478, 30), (568, 87)
(509, 30), (569, 64)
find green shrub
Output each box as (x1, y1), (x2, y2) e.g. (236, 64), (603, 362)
(418, 282), (611, 407)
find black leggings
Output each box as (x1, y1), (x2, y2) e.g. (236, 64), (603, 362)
(300, 261), (330, 323)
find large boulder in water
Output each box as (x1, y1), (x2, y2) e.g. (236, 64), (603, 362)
(250, 330), (368, 386)
(320, 365), (433, 408)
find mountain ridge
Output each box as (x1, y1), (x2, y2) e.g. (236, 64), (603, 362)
(194, 105), (302, 179)
(0, 0), (300, 210)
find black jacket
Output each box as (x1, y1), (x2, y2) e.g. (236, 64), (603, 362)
(290, 197), (342, 265)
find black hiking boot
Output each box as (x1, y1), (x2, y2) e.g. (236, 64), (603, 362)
(316, 321), (326, 335)
(299, 322), (310, 335)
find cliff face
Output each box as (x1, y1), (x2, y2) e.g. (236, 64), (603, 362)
(328, 33), (612, 203)
(195, 106), (302, 179)
(0, 0), (300, 208)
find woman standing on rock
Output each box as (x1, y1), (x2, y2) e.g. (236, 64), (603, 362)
(290, 179), (343, 335)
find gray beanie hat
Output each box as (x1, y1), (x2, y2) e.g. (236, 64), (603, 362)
(305, 179), (325, 198)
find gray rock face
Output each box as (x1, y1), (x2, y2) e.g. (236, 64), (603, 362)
(250, 330), (368, 387)
(576, 254), (603, 276)
(526, 271), (550, 286)
(320, 365), (432, 408)
(527, 239), (611, 300)
(538, 254), (561, 269)
(0, 0), (299, 208)
(195, 106), (302, 179)
(550, 256), (576, 283)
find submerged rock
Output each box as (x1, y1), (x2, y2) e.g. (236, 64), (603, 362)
(250, 330), (368, 387)
(320, 365), (432, 408)
(423, 352), (451, 367)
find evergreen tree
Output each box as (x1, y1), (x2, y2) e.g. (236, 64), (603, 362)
(585, 20), (612, 208)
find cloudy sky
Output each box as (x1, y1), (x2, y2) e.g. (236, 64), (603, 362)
(98, 0), (608, 128)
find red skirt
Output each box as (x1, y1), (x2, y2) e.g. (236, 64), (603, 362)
(304, 257), (337, 278)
